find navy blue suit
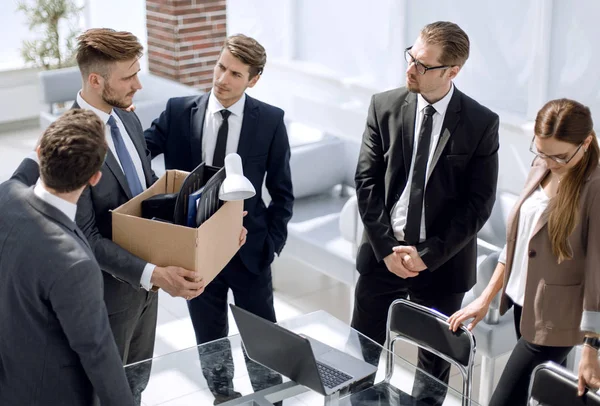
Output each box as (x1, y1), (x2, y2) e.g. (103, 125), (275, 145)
(145, 93), (293, 275)
(145, 92), (293, 402)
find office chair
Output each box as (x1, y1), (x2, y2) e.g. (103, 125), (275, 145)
(528, 361), (600, 406)
(385, 299), (476, 406)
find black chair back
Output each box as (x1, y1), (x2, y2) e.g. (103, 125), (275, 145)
(529, 362), (600, 406)
(386, 299), (476, 405)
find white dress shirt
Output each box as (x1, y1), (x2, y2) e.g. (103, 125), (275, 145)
(76, 92), (155, 290)
(202, 91), (246, 165)
(503, 187), (550, 306)
(391, 84), (455, 242)
(34, 181), (77, 222)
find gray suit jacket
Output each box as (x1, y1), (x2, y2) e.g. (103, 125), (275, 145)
(72, 103), (158, 314)
(0, 159), (135, 405)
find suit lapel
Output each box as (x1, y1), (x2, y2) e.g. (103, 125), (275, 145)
(72, 100), (133, 199)
(508, 161), (549, 240)
(25, 189), (93, 254)
(237, 95), (259, 163)
(190, 94), (210, 167)
(114, 109), (152, 188)
(104, 150), (133, 200)
(530, 164), (551, 238)
(427, 89), (462, 181)
(400, 93), (418, 176)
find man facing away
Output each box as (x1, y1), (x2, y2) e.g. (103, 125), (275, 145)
(20, 28), (206, 404)
(0, 110), (135, 406)
(352, 21), (499, 405)
(144, 34), (293, 404)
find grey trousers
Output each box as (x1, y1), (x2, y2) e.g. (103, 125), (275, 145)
(104, 275), (158, 405)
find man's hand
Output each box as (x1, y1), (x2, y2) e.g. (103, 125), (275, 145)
(239, 211), (248, 246)
(393, 245), (427, 272)
(151, 266), (205, 300)
(239, 227), (248, 246)
(384, 252), (419, 279)
(578, 344), (600, 395)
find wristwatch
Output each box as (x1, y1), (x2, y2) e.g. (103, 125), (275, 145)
(584, 336), (600, 350)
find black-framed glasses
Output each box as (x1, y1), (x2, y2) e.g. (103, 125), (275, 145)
(529, 137), (584, 165)
(404, 46), (451, 75)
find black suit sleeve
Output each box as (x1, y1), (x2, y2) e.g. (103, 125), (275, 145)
(49, 258), (135, 406)
(11, 157), (41, 186)
(132, 111), (159, 184)
(265, 115), (294, 255)
(355, 96), (399, 262)
(417, 115), (500, 271)
(144, 98), (172, 160)
(76, 186), (147, 286)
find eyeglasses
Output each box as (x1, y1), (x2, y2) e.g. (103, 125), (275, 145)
(529, 137), (584, 165)
(404, 47), (451, 75)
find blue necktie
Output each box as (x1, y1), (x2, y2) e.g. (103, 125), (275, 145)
(107, 115), (144, 197)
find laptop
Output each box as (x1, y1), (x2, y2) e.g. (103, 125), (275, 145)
(230, 304), (378, 396)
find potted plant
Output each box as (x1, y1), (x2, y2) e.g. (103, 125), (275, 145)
(17, 0), (83, 70)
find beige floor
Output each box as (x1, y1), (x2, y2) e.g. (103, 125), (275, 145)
(0, 126), (511, 405)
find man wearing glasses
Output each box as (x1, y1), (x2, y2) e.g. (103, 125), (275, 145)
(352, 21), (499, 405)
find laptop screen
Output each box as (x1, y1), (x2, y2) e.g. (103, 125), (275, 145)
(229, 304), (325, 394)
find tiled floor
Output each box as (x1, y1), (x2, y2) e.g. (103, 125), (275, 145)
(0, 126), (510, 405)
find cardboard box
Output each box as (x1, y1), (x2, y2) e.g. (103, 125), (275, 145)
(112, 170), (243, 284)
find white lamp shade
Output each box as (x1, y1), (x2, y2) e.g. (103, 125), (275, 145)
(219, 153), (256, 201)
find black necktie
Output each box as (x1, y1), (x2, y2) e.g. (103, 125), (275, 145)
(404, 104), (436, 245)
(213, 109), (231, 167)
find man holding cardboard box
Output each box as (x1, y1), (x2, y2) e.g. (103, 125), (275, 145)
(20, 29), (206, 405)
(145, 34), (293, 403)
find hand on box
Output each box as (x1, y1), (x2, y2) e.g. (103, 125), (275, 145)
(151, 265), (205, 300)
(239, 211), (248, 247)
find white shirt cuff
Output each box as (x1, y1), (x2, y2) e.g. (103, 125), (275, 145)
(140, 263), (156, 291)
(27, 151), (39, 164)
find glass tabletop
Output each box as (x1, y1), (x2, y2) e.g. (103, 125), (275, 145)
(125, 310), (480, 406)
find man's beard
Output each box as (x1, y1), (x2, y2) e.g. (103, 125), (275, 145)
(406, 78), (419, 93)
(102, 83), (131, 109)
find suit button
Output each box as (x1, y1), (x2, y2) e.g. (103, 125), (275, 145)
(528, 249), (536, 258)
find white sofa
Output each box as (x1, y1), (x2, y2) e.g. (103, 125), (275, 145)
(38, 66), (200, 131)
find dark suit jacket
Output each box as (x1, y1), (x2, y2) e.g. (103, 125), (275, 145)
(144, 93), (294, 274)
(355, 86), (499, 293)
(73, 103), (158, 314)
(0, 159), (134, 406)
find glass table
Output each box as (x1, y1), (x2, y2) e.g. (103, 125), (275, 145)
(125, 310), (480, 406)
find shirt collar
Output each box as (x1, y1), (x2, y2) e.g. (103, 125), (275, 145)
(207, 91), (246, 117)
(33, 181), (77, 222)
(77, 91), (119, 125)
(417, 83), (454, 117)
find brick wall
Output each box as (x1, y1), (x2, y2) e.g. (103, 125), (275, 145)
(146, 0), (226, 92)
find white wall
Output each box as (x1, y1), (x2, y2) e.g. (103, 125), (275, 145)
(227, 0), (600, 194)
(84, 0), (149, 72)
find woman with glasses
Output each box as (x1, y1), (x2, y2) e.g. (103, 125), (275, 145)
(448, 98), (600, 405)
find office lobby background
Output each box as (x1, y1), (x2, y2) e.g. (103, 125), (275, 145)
(2, 0), (600, 194)
(1, 1), (599, 404)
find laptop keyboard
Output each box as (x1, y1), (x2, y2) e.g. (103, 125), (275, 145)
(316, 361), (353, 388)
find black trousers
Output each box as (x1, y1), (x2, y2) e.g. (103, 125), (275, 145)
(351, 268), (465, 406)
(107, 282), (158, 406)
(187, 254), (282, 404)
(489, 304), (573, 406)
